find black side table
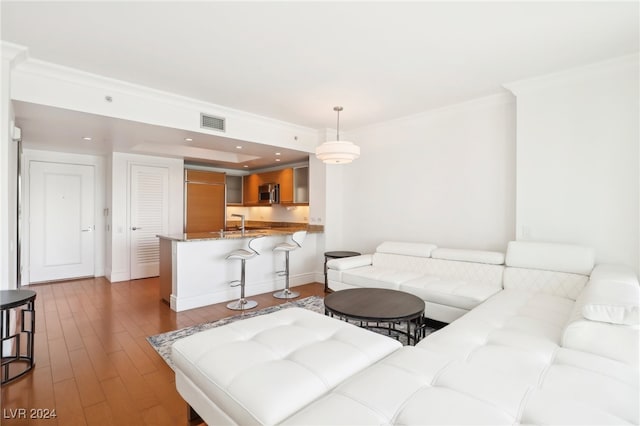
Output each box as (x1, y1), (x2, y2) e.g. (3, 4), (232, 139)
(1, 289), (36, 384)
(324, 251), (361, 292)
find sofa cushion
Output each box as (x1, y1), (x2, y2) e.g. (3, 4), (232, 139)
(503, 267), (589, 300)
(424, 258), (504, 287)
(431, 247), (505, 265)
(341, 266), (423, 289)
(400, 277), (501, 310)
(420, 290), (574, 359)
(505, 241), (595, 275)
(375, 241), (437, 257)
(372, 252), (433, 274)
(172, 308), (401, 425)
(281, 346), (518, 425)
(521, 348), (640, 425)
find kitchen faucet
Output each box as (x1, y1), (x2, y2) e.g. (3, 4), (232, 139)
(231, 214), (245, 236)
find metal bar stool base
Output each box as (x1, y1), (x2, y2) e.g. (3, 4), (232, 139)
(273, 289), (300, 299)
(226, 299), (258, 311)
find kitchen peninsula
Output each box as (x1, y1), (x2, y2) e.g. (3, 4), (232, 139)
(158, 227), (321, 312)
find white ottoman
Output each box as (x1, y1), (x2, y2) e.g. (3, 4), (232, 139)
(172, 307), (402, 425)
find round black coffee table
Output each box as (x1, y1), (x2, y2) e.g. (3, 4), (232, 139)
(324, 288), (425, 345)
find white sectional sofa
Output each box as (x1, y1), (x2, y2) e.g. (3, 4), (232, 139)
(172, 240), (640, 425)
(327, 241), (509, 323)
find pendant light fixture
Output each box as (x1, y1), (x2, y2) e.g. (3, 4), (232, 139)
(315, 106), (360, 164)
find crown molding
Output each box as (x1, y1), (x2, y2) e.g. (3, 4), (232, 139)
(1, 41), (28, 64)
(351, 91), (515, 134)
(504, 53), (639, 95)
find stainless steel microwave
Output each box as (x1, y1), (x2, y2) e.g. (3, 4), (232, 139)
(258, 183), (280, 204)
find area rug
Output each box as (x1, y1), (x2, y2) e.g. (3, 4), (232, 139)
(147, 296), (433, 371)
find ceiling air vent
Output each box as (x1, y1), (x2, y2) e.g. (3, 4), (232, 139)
(200, 113), (226, 132)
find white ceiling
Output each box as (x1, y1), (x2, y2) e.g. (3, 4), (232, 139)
(2, 1), (638, 167)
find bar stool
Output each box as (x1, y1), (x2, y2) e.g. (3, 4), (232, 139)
(226, 236), (264, 310)
(273, 231), (307, 299)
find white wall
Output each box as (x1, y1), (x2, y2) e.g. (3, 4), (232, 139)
(506, 54), (639, 273)
(21, 149), (107, 285)
(107, 152), (184, 282)
(328, 94), (517, 255)
(308, 147), (326, 228)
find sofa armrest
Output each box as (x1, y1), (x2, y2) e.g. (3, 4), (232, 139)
(580, 264), (639, 326)
(589, 264), (639, 286)
(327, 254), (373, 271)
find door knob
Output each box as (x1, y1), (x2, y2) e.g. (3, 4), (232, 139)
(132, 227), (142, 231)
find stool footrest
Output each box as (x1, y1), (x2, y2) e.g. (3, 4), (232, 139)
(229, 280), (241, 287)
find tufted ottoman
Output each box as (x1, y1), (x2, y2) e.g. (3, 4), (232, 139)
(172, 307), (401, 425)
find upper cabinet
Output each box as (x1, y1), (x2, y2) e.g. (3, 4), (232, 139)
(241, 166), (309, 206)
(278, 168), (294, 204)
(293, 166), (309, 204)
(184, 169), (226, 233)
(226, 175), (243, 205)
(185, 169), (225, 184)
(243, 173), (261, 205)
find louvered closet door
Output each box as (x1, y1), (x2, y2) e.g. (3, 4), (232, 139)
(130, 164), (169, 280)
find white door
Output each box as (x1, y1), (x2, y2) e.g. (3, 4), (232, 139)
(130, 164), (169, 279)
(29, 161), (95, 283)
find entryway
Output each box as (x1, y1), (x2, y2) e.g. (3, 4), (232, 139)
(28, 161), (95, 282)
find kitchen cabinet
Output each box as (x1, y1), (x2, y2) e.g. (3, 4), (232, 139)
(274, 166), (308, 205)
(242, 165), (309, 206)
(278, 168), (294, 204)
(293, 166), (309, 204)
(259, 171), (279, 185)
(185, 169), (226, 232)
(242, 171), (279, 206)
(186, 169), (224, 185)
(243, 173), (261, 205)
(226, 175), (243, 205)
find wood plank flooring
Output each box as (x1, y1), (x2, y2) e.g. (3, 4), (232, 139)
(1, 277), (325, 425)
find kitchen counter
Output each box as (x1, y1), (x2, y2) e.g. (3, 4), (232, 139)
(158, 226), (316, 242)
(157, 226), (322, 312)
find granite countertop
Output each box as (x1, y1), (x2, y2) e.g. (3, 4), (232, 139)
(158, 225), (322, 242)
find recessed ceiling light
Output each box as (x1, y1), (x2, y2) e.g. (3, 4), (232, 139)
(236, 146), (242, 149)
(275, 152), (281, 156)
(184, 138), (193, 142)
(275, 159), (281, 162)
(243, 165), (249, 168)
(82, 137), (92, 141)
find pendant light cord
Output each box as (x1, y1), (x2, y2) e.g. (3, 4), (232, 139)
(334, 106), (343, 141)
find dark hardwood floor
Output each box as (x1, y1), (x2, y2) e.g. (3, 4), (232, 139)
(1, 277), (325, 425)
